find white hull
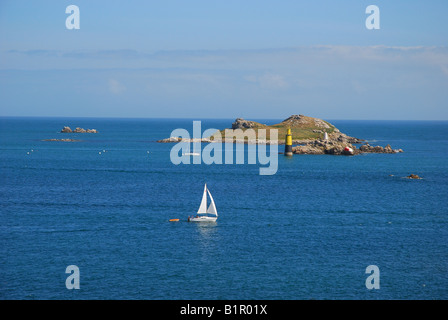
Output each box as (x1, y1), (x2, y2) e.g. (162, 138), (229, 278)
(188, 216), (217, 222)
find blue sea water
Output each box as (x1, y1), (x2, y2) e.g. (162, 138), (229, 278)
(0, 117), (447, 300)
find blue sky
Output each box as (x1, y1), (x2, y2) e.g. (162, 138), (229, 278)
(0, 0), (447, 119)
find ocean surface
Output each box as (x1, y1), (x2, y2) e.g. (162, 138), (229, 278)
(0, 117), (447, 300)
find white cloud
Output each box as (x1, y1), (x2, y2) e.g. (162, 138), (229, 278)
(441, 65), (448, 76)
(245, 73), (289, 89)
(108, 79), (126, 94)
(4, 46), (448, 73)
(2, 45), (447, 119)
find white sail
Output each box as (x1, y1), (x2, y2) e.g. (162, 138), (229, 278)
(197, 184), (207, 213)
(206, 189), (218, 216)
(189, 184), (218, 222)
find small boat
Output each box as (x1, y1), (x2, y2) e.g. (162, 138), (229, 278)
(182, 152), (200, 156)
(188, 184), (218, 222)
(169, 219), (180, 222)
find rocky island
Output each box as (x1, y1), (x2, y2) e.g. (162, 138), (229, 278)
(61, 126), (98, 133)
(158, 114), (403, 155)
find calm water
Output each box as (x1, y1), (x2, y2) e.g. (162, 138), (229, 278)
(0, 117), (447, 300)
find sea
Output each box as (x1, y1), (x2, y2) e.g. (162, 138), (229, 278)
(0, 117), (447, 300)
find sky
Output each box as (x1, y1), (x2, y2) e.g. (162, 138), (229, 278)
(0, 0), (447, 120)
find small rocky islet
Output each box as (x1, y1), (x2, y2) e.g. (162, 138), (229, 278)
(158, 114), (403, 156)
(60, 126), (98, 133)
(41, 138), (81, 142)
(406, 174), (422, 179)
(41, 126), (98, 142)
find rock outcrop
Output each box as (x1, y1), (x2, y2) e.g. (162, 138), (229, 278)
(61, 126), (98, 133)
(157, 137), (182, 143)
(292, 141), (404, 155)
(293, 139), (350, 155)
(282, 114), (331, 130)
(359, 143), (403, 154)
(231, 118), (266, 130)
(157, 137), (214, 143)
(42, 139), (80, 142)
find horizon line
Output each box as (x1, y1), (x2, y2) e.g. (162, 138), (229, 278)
(1, 115), (447, 122)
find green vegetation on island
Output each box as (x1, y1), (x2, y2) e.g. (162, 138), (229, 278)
(224, 114), (341, 143)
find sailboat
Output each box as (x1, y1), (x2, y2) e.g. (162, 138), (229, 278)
(188, 184), (218, 222)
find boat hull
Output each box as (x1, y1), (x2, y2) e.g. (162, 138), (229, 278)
(188, 216), (217, 222)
